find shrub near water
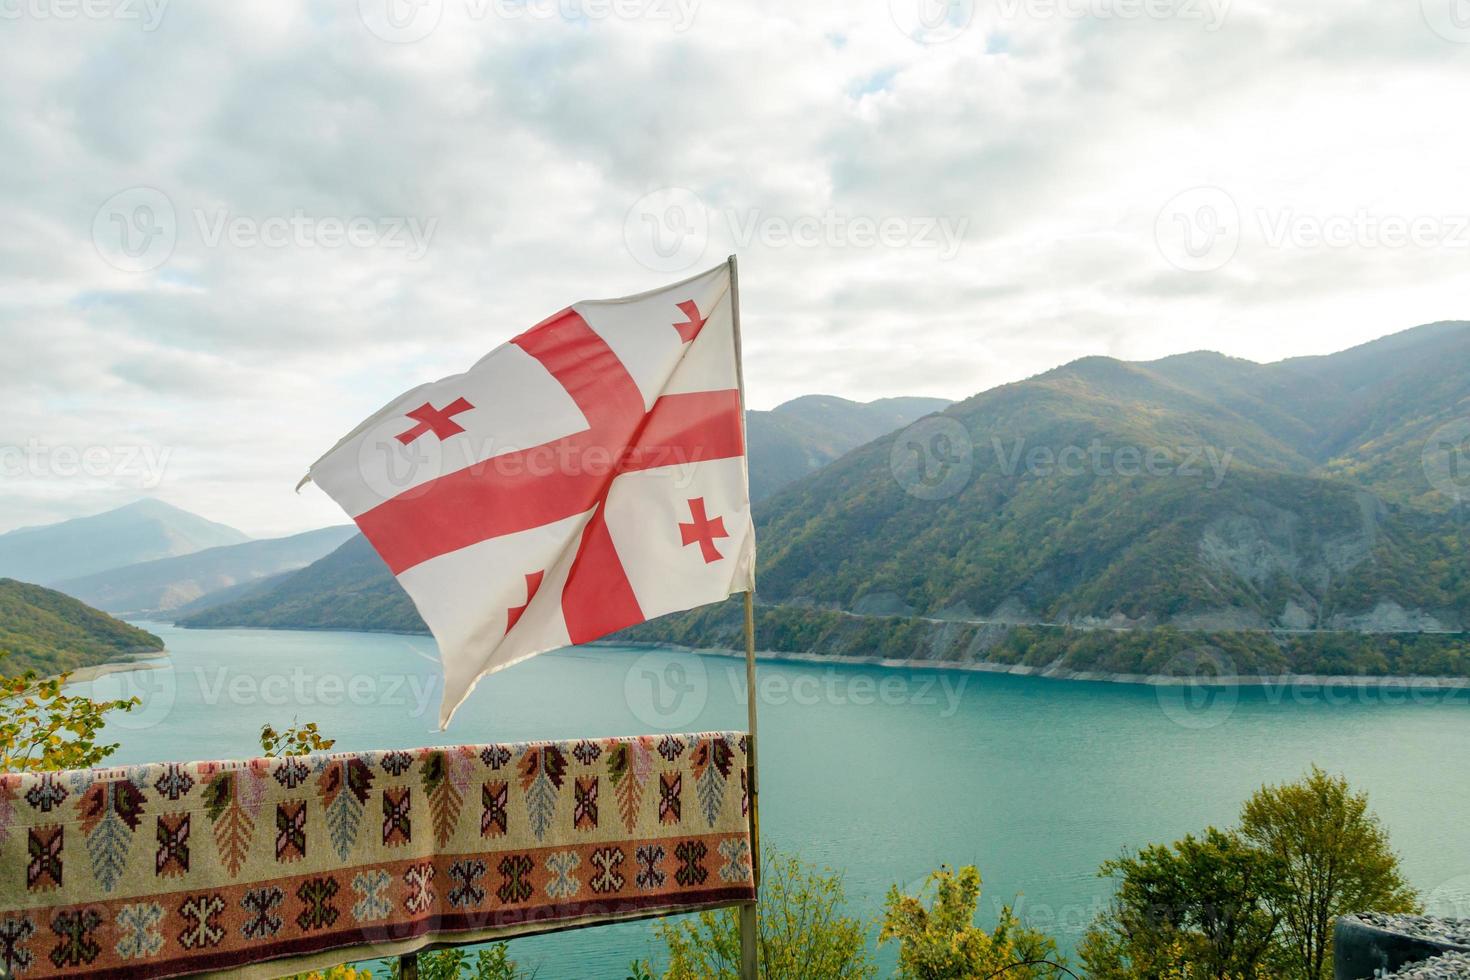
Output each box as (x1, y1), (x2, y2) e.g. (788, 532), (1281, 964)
(1240, 767), (1420, 980)
(880, 865), (1069, 979)
(1078, 828), (1287, 979)
(652, 854), (875, 979)
(1082, 767), (1420, 980)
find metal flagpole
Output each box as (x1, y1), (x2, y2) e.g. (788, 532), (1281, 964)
(728, 254), (760, 980)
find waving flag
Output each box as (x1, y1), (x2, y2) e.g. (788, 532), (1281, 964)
(305, 261), (756, 726)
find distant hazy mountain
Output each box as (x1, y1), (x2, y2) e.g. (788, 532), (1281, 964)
(180, 534), (427, 633)
(0, 500), (249, 585)
(747, 395), (952, 499)
(169, 570), (296, 619)
(0, 578), (164, 675)
(55, 526), (357, 618)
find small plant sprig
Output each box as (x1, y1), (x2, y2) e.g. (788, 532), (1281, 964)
(260, 720), (337, 758)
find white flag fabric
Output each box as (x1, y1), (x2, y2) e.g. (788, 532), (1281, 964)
(306, 262), (756, 727)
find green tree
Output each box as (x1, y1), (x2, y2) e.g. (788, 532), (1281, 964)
(879, 864), (1068, 979)
(0, 656), (138, 772)
(1079, 828), (1286, 979)
(653, 853), (875, 979)
(1239, 767), (1420, 980)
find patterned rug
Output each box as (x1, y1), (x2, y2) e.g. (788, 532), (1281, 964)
(0, 732), (754, 978)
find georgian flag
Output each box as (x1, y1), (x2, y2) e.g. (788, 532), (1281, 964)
(305, 262), (756, 727)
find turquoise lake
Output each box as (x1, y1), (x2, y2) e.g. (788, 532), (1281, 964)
(84, 623), (1470, 978)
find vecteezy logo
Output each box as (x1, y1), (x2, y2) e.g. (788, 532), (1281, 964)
(1426, 874), (1470, 918)
(1423, 418), (1470, 504)
(624, 650), (708, 730)
(358, 0), (443, 43)
(1155, 187), (1241, 272)
(92, 187), (177, 272)
(890, 417), (974, 500)
(1155, 648), (1239, 730)
(889, 0), (975, 43)
(1422, 0), (1470, 42)
(355, 410), (456, 503)
(623, 188), (709, 273)
(85, 663), (178, 731)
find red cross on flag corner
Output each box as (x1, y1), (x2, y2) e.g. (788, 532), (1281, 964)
(301, 259), (756, 727)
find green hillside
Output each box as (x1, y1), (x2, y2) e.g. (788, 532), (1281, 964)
(746, 395), (952, 499)
(179, 393), (950, 632)
(750, 322), (1470, 631)
(180, 535), (427, 634)
(0, 579), (164, 676)
(183, 322), (1470, 677)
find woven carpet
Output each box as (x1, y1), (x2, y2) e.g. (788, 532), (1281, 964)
(0, 732), (754, 978)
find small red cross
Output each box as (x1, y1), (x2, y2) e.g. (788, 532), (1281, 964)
(396, 397), (474, 446)
(672, 300), (707, 343)
(505, 570), (544, 634)
(679, 497), (728, 563)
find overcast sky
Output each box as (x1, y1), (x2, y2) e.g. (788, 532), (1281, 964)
(3, 0), (1468, 537)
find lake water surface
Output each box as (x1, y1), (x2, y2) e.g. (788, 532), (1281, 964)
(84, 623), (1470, 978)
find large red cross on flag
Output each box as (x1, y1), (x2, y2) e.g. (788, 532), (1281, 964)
(305, 261), (756, 727)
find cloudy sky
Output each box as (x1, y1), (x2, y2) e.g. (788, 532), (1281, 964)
(3, 0), (1468, 537)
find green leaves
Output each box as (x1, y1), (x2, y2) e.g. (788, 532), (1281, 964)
(383, 945), (524, 980)
(1083, 829), (1287, 979)
(1082, 767), (1419, 980)
(0, 653), (139, 773)
(1240, 767), (1420, 980)
(657, 852), (876, 980)
(0, 580), (163, 676)
(880, 864), (1068, 980)
(260, 720), (336, 758)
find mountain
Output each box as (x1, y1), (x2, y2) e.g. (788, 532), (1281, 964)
(169, 570), (297, 619)
(744, 322), (1470, 633)
(181, 325), (1470, 675)
(746, 395), (952, 499)
(0, 500), (249, 586)
(54, 526), (357, 618)
(179, 392), (951, 632)
(180, 534), (426, 633)
(614, 323), (1470, 677)
(0, 579), (164, 676)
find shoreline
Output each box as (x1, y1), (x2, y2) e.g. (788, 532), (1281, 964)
(594, 640), (1470, 691)
(150, 621), (1470, 691)
(57, 650), (169, 685)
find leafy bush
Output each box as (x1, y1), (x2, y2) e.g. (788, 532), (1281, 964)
(652, 853), (875, 979)
(283, 966), (374, 980)
(880, 864), (1069, 979)
(1079, 829), (1286, 979)
(1083, 768), (1420, 980)
(386, 946), (526, 979)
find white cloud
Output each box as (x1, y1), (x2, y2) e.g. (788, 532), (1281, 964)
(1, 0), (1466, 534)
